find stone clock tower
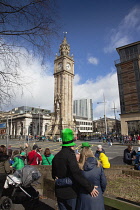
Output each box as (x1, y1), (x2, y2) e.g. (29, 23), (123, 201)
(48, 35), (75, 137)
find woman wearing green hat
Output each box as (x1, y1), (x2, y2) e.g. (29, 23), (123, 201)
(81, 142), (91, 148)
(76, 147), (107, 210)
(52, 128), (99, 210)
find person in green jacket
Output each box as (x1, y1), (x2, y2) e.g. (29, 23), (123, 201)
(11, 150), (25, 170)
(41, 148), (54, 165)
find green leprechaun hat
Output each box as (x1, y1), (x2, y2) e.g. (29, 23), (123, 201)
(60, 128), (76, 147)
(81, 142), (91, 148)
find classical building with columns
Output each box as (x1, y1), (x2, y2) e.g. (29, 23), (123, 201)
(0, 106), (51, 138)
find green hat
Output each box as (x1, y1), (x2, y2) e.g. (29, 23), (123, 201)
(81, 142), (91, 148)
(60, 128), (76, 147)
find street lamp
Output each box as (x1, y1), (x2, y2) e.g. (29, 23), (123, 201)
(39, 106), (40, 136)
(111, 102), (117, 134)
(6, 116), (9, 154)
(97, 94), (107, 135)
(9, 111), (14, 138)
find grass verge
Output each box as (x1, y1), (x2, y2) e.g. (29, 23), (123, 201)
(104, 174), (140, 204)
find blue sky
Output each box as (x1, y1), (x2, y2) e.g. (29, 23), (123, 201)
(56, 0), (140, 81)
(3, 0), (140, 120)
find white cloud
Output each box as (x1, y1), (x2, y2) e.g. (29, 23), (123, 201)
(123, 7), (140, 28)
(104, 6), (140, 53)
(74, 71), (120, 120)
(74, 74), (81, 85)
(88, 56), (99, 65)
(2, 48), (120, 121)
(3, 49), (54, 112)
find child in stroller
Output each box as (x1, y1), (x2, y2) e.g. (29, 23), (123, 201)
(0, 165), (41, 210)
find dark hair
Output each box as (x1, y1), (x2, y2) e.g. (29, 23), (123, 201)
(32, 144), (38, 150)
(0, 145), (7, 154)
(20, 147), (24, 153)
(44, 148), (51, 156)
(8, 149), (13, 157)
(128, 145), (133, 150)
(13, 150), (19, 156)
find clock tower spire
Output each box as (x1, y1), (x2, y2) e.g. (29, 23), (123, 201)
(59, 32), (70, 56)
(47, 35), (75, 137)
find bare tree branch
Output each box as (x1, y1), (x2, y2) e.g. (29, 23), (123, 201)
(0, 0), (60, 108)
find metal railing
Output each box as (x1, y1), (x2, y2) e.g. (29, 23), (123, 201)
(115, 53), (140, 65)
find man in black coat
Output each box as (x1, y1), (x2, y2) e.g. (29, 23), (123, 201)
(52, 128), (98, 210)
(123, 145), (136, 165)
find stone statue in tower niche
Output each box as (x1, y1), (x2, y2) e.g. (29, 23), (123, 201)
(54, 93), (61, 121)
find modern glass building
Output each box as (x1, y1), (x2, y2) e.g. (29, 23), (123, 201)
(73, 99), (93, 120)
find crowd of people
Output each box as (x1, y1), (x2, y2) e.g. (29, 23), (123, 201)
(123, 145), (140, 169)
(120, 134), (140, 144)
(0, 128), (140, 210)
(0, 143), (55, 203)
(98, 133), (140, 145)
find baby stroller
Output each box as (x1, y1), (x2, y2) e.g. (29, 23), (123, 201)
(0, 165), (41, 210)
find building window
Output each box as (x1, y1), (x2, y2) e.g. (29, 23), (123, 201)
(45, 124), (48, 131)
(133, 60), (139, 70)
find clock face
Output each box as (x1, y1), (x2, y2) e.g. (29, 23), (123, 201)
(58, 63), (62, 70)
(66, 63), (71, 70)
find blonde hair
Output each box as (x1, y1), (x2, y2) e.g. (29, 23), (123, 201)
(78, 147), (101, 170)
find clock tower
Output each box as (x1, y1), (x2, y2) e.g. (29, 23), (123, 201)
(50, 35), (75, 137)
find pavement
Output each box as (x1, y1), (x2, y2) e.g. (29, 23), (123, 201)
(12, 198), (57, 210)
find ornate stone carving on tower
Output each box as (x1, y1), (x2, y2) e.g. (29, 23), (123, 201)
(46, 34), (75, 137)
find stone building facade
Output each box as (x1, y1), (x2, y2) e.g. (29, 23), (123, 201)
(115, 41), (140, 135)
(46, 35), (76, 137)
(0, 109), (51, 139)
(93, 117), (121, 135)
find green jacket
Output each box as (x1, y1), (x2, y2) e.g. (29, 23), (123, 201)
(12, 155), (25, 170)
(41, 154), (54, 165)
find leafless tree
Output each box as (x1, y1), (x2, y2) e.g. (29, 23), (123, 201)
(0, 0), (60, 108)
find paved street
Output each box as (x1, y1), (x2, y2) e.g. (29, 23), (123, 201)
(1, 138), (139, 161)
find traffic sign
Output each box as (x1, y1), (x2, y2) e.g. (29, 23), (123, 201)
(0, 123), (6, 129)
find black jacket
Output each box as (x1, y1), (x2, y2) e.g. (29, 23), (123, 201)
(52, 147), (94, 200)
(123, 149), (136, 165)
(0, 152), (10, 174)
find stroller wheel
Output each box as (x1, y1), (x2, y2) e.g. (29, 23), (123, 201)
(0, 196), (13, 210)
